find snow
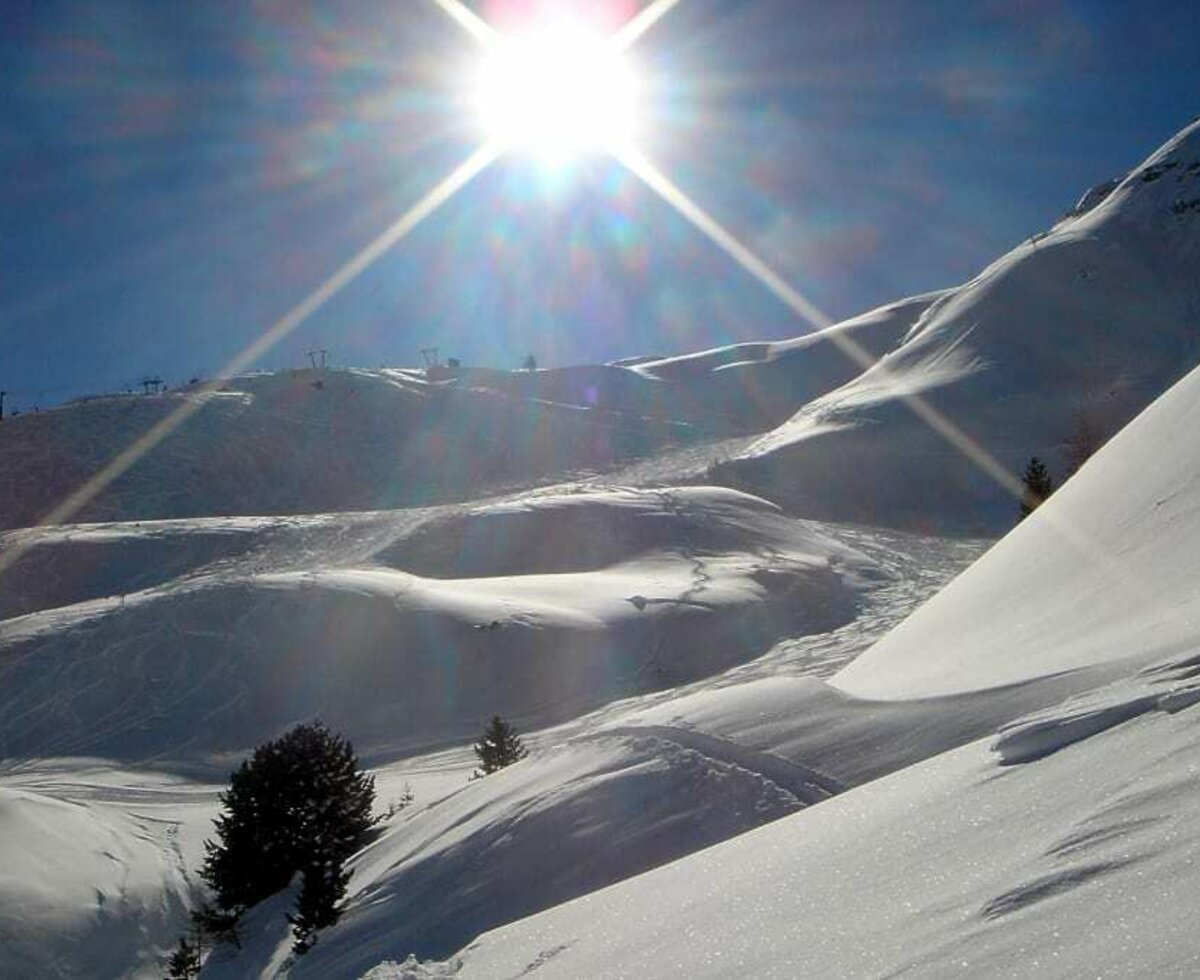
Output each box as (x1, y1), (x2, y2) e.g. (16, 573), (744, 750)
(418, 703), (1200, 979)
(834, 355), (1200, 699)
(0, 763), (217, 979)
(0, 485), (878, 760)
(201, 729), (821, 977)
(4, 117), (1200, 980)
(721, 118), (1200, 531)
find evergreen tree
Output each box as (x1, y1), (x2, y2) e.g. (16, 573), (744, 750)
(199, 721), (375, 953)
(1019, 456), (1055, 520)
(472, 715), (528, 778)
(164, 934), (202, 980)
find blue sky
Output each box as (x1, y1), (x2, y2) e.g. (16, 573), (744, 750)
(2, 0), (1197, 409)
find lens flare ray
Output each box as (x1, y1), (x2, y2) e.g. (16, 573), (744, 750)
(611, 0), (686, 52)
(0, 142), (498, 581)
(615, 144), (1028, 502)
(430, 0), (498, 47)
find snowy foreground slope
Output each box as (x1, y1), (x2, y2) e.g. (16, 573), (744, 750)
(356, 353), (1200, 980)
(0, 495), (982, 980)
(718, 117), (1200, 530)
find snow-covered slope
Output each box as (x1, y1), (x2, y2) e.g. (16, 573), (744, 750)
(0, 764), (219, 980)
(202, 729), (833, 977)
(0, 486), (877, 760)
(834, 355), (1200, 698)
(628, 291), (943, 426)
(0, 293), (923, 536)
(353, 350), (1200, 980)
(717, 118), (1200, 530)
(0, 368), (687, 531)
(395, 696), (1200, 979)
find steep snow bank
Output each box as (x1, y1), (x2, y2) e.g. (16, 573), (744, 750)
(835, 356), (1200, 699)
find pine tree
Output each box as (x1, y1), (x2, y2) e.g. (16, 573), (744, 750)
(472, 715), (528, 778)
(199, 721), (375, 952)
(1019, 456), (1055, 520)
(164, 934), (202, 979)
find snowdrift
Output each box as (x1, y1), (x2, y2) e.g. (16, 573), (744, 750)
(716, 118), (1200, 530)
(628, 291), (942, 426)
(0, 487), (877, 760)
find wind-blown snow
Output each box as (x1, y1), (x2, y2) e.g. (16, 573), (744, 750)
(719, 118), (1200, 530)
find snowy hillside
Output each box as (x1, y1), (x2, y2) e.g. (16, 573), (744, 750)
(716, 118), (1200, 530)
(355, 336), (1200, 980)
(0, 486), (877, 760)
(0, 289), (919, 534)
(835, 351), (1200, 699)
(627, 290), (943, 426)
(0, 368), (681, 531)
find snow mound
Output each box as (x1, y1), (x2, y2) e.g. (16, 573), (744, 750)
(718, 117), (1200, 530)
(0, 782), (196, 979)
(834, 354), (1200, 699)
(0, 487), (877, 759)
(376, 485), (834, 577)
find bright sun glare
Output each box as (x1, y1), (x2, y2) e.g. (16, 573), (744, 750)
(473, 23), (640, 161)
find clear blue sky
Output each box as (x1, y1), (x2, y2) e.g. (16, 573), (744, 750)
(2, 0), (1196, 409)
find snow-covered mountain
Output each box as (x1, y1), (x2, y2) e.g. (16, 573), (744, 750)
(0, 289), (919, 534)
(373, 344), (1200, 980)
(4, 117), (1200, 980)
(716, 117), (1200, 531)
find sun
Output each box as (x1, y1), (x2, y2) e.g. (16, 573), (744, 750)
(473, 23), (640, 162)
